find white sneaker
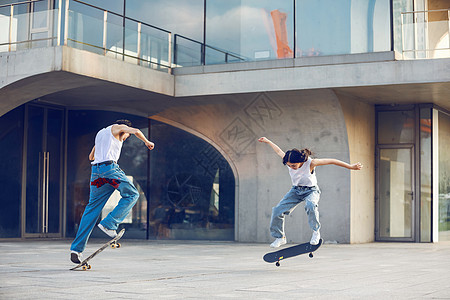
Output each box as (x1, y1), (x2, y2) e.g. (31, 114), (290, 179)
(270, 237), (287, 248)
(310, 230), (320, 245)
(70, 251), (83, 264)
(98, 223), (117, 238)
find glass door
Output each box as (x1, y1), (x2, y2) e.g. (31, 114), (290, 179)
(22, 104), (64, 237)
(377, 146), (415, 241)
(29, 0), (54, 48)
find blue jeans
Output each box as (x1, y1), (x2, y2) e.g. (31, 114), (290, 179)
(70, 163), (138, 253)
(270, 186), (321, 238)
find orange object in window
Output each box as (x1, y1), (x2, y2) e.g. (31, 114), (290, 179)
(271, 9), (293, 59)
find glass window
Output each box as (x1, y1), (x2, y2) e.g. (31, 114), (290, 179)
(0, 1), (24, 5)
(76, 0), (124, 15)
(68, 1), (124, 55)
(124, 19), (170, 70)
(207, 0), (293, 63)
(0, 1), (48, 51)
(438, 111), (450, 241)
(106, 13), (125, 58)
(420, 108), (432, 242)
(126, 0), (204, 41)
(68, 1), (105, 54)
(126, 0), (204, 67)
(296, 0), (390, 57)
(378, 148), (413, 238)
(378, 110), (415, 144)
(0, 6), (11, 52)
(25, 106), (45, 234)
(0, 106), (23, 238)
(174, 34), (203, 67)
(149, 120), (235, 240)
(393, 0), (413, 53)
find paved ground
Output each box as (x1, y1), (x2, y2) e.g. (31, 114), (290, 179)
(1, 239), (450, 299)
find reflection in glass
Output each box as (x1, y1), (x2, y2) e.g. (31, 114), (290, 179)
(125, 19), (170, 69)
(0, 107), (23, 238)
(207, 0), (293, 62)
(68, 5), (105, 54)
(46, 108), (64, 234)
(149, 120), (235, 240)
(0, 4), (58, 51)
(297, 0), (390, 57)
(174, 35), (203, 66)
(401, 8), (450, 59)
(105, 13), (125, 58)
(126, 0), (204, 42)
(438, 112), (450, 241)
(24, 105), (63, 235)
(379, 148), (412, 238)
(378, 110), (415, 144)
(101, 175), (147, 228)
(77, 0), (124, 15)
(420, 108), (432, 241)
(32, 0), (49, 29)
(393, 0), (413, 53)
(25, 106), (44, 234)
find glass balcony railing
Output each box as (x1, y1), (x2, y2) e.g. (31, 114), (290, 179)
(0, 3), (59, 53)
(173, 34), (245, 67)
(66, 0), (172, 72)
(0, 0), (246, 72)
(1, 1), (449, 73)
(401, 9), (450, 59)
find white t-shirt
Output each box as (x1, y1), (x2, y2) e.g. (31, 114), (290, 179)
(287, 157), (317, 187)
(91, 125), (123, 165)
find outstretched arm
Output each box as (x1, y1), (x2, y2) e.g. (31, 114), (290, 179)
(113, 124), (155, 150)
(258, 137), (285, 158)
(311, 158), (363, 170)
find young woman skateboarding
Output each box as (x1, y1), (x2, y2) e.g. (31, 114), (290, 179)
(258, 137), (362, 247)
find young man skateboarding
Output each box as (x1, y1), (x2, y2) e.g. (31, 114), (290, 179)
(258, 137), (362, 247)
(70, 120), (154, 264)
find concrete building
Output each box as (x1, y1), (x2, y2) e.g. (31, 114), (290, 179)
(0, 0), (449, 244)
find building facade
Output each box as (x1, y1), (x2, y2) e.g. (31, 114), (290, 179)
(0, 0), (449, 243)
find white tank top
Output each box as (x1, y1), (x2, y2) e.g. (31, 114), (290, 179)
(287, 157), (317, 187)
(91, 125), (123, 165)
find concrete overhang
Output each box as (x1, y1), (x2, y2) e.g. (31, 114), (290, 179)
(0, 46), (175, 117)
(1, 47), (450, 116)
(174, 51), (450, 110)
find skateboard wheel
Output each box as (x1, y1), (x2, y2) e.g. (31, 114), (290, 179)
(309, 253), (313, 258)
(111, 243), (116, 249)
(276, 262), (280, 267)
(82, 265), (88, 271)
(87, 264), (91, 270)
(116, 243), (121, 248)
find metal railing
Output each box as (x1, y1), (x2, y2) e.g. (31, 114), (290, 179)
(65, 0), (172, 71)
(401, 9), (450, 59)
(173, 34), (246, 67)
(0, 0), (245, 72)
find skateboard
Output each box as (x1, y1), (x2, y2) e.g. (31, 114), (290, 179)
(70, 228), (125, 271)
(263, 239), (323, 267)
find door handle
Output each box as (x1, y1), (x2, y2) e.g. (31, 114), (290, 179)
(45, 151), (49, 233)
(407, 191), (414, 201)
(41, 152), (49, 234)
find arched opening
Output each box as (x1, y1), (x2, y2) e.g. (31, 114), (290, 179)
(67, 112), (235, 240)
(147, 119), (235, 240)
